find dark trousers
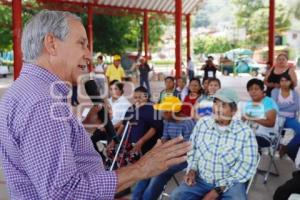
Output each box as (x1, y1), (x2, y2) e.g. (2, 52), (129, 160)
(273, 171), (300, 200)
(140, 75), (151, 95)
(188, 70), (194, 80)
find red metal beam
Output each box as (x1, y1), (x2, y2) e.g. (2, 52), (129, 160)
(175, 0), (182, 79)
(268, 0), (275, 67)
(143, 11), (149, 58)
(12, 0), (22, 80)
(186, 14), (191, 62)
(87, 4), (93, 72)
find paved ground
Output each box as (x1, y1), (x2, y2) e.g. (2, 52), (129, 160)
(0, 70), (300, 199)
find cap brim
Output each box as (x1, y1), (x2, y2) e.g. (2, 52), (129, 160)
(212, 94), (233, 103)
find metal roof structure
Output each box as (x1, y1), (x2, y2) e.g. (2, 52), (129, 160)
(1, 0), (206, 79)
(36, 0), (204, 15)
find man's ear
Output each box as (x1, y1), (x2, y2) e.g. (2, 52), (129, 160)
(43, 33), (58, 56)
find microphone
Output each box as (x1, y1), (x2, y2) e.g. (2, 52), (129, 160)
(84, 80), (119, 143)
(84, 80), (104, 103)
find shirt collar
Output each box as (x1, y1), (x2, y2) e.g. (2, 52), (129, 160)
(21, 63), (70, 96)
(208, 117), (235, 133)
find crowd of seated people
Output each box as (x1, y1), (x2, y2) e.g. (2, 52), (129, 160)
(81, 53), (299, 199)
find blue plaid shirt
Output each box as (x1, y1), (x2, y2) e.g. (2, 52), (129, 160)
(0, 63), (117, 199)
(187, 116), (258, 191)
(162, 119), (196, 141)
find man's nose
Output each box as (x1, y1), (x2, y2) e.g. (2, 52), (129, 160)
(84, 48), (93, 63)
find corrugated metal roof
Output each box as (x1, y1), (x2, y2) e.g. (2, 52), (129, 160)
(38, 0), (204, 15)
(0, 0), (204, 15)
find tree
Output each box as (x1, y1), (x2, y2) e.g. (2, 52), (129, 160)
(0, 5), (168, 56)
(247, 4), (291, 47)
(84, 14), (169, 56)
(0, 6), (36, 50)
(293, 1), (300, 20)
(232, 0), (291, 48)
(194, 36), (237, 54)
(231, 0), (264, 32)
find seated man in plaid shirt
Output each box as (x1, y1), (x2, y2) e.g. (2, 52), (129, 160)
(132, 96), (196, 200)
(171, 88), (258, 200)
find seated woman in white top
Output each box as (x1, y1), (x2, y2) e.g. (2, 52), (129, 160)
(108, 80), (131, 130)
(271, 74), (300, 159)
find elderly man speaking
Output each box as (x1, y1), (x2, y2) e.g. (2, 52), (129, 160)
(0, 10), (191, 199)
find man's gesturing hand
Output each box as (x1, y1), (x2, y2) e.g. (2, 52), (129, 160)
(116, 136), (191, 192)
(135, 136), (191, 179)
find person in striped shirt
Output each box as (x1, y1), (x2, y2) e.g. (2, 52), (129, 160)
(171, 88), (258, 200)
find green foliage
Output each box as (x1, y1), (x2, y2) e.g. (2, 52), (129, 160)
(232, 0), (291, 48)
(247, 5), (291, 47)
(83, 15), (133, 55)
(0, 5), (168, 55)
(231, 0), (264, 30)
(0, 5), (37, 51)
(194, 36), (237, 54)
(293, 1), (300, 20)
(0, 6), (12, 50)
(83, 13), (169, 56)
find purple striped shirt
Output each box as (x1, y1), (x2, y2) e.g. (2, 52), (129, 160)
(0, 63), (117, 199)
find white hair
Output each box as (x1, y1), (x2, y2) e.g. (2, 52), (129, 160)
(21, 10), (81, 62)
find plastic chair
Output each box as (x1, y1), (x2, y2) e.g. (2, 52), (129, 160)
(254, 116), (286, 184)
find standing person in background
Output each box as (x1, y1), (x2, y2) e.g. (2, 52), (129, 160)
(264, 53), (297, 96)
(201, 56), (218, 81)
(187, 56), (195, 80)
(137, 57), (151, 95)
(94, 55), (107, 94)
(105, 55), (126, 82)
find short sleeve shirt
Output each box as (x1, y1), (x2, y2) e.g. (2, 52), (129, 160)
(105, 64), (125, 82)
